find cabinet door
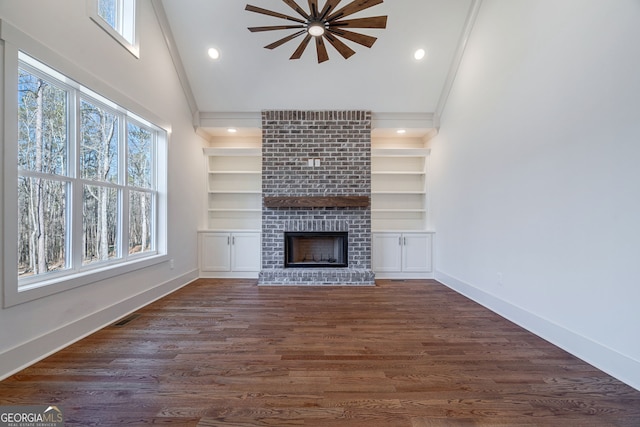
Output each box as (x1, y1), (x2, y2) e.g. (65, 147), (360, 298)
(231, 233), (261, 272)
(200, 233), (231, 272)
(372, 233), (403, 272)
(401, 233), (432, 273)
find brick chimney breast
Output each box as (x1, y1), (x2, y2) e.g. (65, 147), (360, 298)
(259, 110), (374, 286)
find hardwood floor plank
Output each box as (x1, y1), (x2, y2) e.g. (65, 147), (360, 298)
(1, 279), (639, 426)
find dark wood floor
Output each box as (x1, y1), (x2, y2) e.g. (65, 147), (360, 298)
(1, 279), (639, 426)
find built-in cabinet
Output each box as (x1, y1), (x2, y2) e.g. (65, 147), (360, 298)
(200, 144), (262, 278)
(199, 135), (435, 279)
(370, 137), (434, 278)
(199, 232), (261, 277)
(372, 232), (433, 278)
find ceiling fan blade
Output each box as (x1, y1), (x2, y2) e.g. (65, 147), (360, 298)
(290, 34), (313, 59)
(265, 30), (306, 49)
(319, 0), (342, 20)
(245, 4), (306, 23)
(324, 32), (356, 59)
(308, 0), (319, 17)
(315, 36), (330, 63)
(328, 28), (377, 48)
(282, 0), (310, 20)
(330, 16), (387, 29)
(248, 25), (305, 32)
(326, 0), (383, 22)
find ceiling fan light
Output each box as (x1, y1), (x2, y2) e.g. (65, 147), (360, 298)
(308, 23), (325, 37)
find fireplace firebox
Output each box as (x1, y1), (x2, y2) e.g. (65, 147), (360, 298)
(284, 232), (348, 268)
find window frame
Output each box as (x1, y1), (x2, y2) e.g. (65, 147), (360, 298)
(2, 21), (168, 307)
(87, 0), (139, 58)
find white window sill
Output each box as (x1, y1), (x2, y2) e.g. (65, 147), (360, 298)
(5, 254), (168, 307)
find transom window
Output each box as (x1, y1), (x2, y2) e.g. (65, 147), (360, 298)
(89, 0), (138, 57)
(16, 52), (163, 290)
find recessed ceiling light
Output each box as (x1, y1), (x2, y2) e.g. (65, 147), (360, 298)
(397, 129), (407, 135)
(227, 128), (237, 133)
(414, 48), (426, 61)
(208, 47), (220, 60)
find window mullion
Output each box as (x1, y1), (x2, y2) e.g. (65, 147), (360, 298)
(120, 113), (129, 260)
(70, 89), (83, 273)
(151, 133), (158, 252)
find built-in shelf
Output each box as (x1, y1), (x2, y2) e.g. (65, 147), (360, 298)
(372, 190), (425, 195)
(373, 209), (427, 213)
(371, 143), (429, 231)
(371, 148), (431, 157)
(203, 146), (262, 230)
(208, 190), (262, 194)
(208, 171), (262, 174)
(208, 208), (262, 212)
(372, 171), (425, 175)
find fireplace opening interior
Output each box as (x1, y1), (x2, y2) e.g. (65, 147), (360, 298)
(285, 232), (348, 268)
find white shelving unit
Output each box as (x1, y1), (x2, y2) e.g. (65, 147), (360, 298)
(370, 136), (434, 278)
(371, 147), (430, 232)
(203, 147), (262, 231)
(200, 144), (262, 278)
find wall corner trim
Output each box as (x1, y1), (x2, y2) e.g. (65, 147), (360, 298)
(434, 0), (483, 120)
(151, 0), (199, 117)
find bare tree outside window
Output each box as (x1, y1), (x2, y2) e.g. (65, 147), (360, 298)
(80, 100), (120, 265)
(128, 122), (153, 255)
(80, 100), (119, 183)
(16, 53), (162, 291)
(17, 69), (69, 277)
(83, 185), (118, 264)
(97, 0), (117, 29)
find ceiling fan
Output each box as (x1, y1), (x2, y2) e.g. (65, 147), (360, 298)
(245, 0), (388, 63)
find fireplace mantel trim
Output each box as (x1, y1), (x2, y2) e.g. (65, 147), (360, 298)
(264, 196), (370, 208)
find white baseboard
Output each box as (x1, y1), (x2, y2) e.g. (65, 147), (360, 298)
(374, 272), (434, 280)
(435, 270), (640, 392)
(199, 271), (259, 279)
(0, 269), (199, 381)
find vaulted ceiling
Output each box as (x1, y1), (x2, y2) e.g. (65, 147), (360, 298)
(156, 0), (478, 137)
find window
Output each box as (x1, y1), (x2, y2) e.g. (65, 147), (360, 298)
(89, 0), (138, 57)
(8, 51), (167, 303)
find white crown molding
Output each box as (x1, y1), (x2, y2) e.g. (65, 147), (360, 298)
(198, 111), (262, 129)
(196, 111), (439, 141)
(151, 0), (199, 123)
(371, 112), (437, 130)
(195, 127), (213, 143)
(197, 111), (438, 133)
(435, 0), (483, 124)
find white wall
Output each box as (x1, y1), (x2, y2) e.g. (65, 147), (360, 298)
(0, 0), (204, 378)
(431, 0), (640, 389)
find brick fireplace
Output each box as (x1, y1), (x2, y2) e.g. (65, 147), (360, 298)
(258, 110), (375, 285)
